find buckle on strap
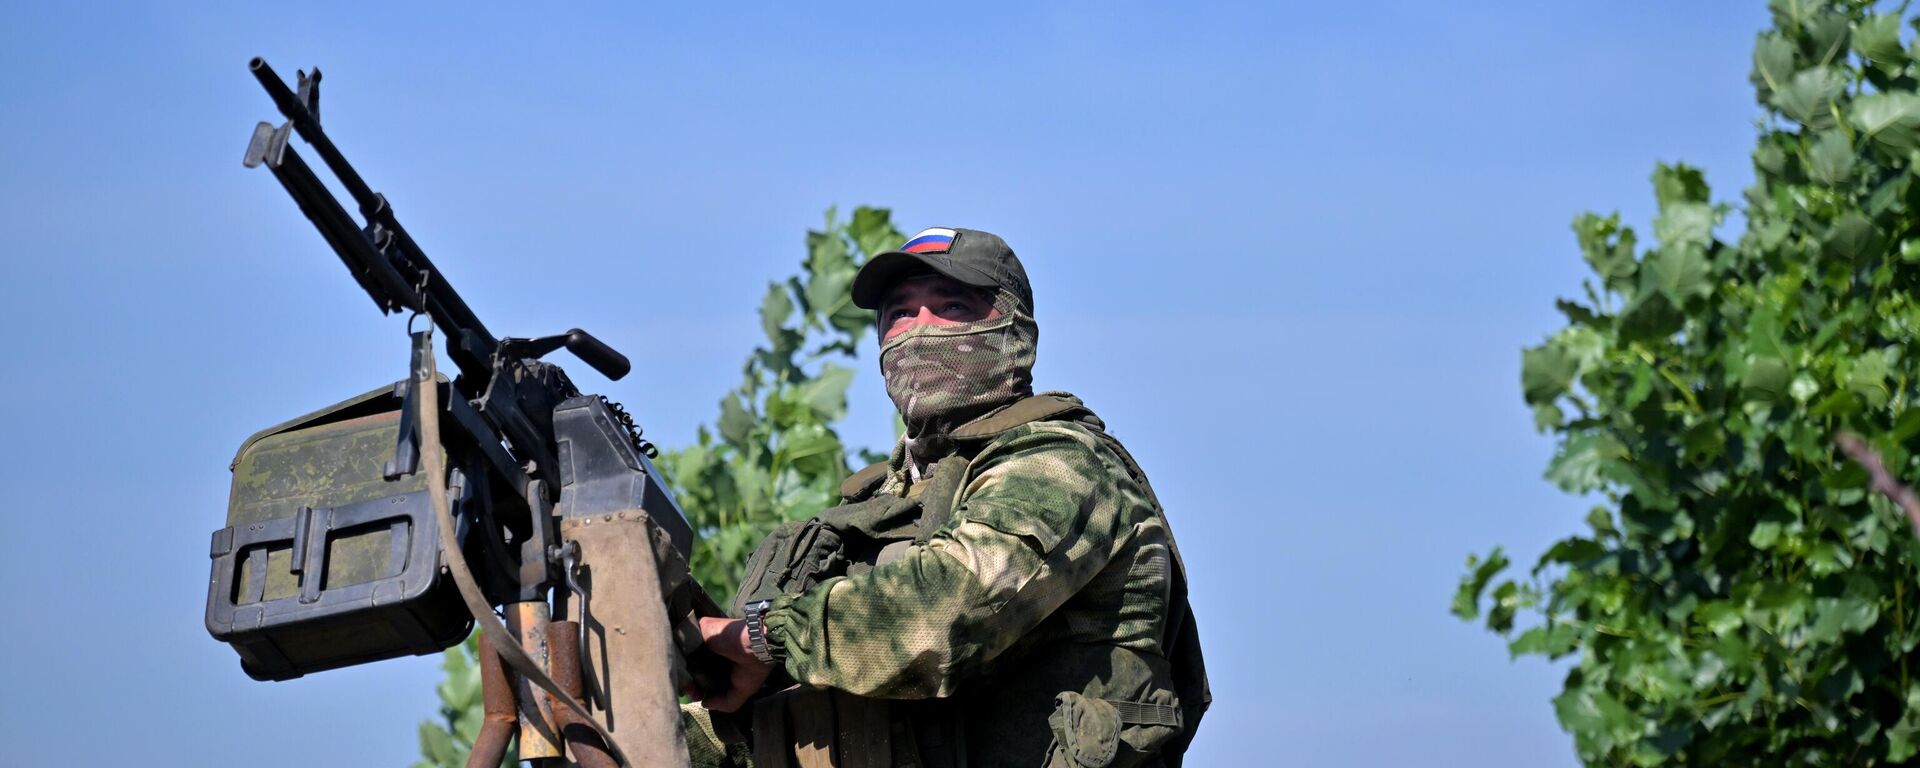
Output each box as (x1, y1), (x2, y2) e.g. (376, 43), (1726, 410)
(1105, 699), (1183, 728)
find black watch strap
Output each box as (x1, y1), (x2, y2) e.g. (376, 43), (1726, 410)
(744, 598), (778, 664)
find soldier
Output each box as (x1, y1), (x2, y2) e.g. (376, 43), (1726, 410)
(686, 227), (1207, 767)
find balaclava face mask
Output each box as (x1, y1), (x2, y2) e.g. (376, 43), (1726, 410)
(879, 289), (1038, 459)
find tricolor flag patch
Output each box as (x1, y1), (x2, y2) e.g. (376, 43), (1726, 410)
(899, 227), (957, 254)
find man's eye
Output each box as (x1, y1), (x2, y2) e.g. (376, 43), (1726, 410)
(945, 302), (972, 314)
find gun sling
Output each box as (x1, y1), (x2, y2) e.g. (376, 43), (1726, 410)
(415, 328), (634, 767)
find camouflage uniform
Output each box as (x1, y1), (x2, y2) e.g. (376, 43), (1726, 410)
(770, 393), (1200, 766)
(691, 228), (1206, 767)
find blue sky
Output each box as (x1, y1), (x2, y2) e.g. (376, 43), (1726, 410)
(0, 1), (1770, 765)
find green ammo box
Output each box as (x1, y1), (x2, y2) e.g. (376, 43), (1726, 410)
(205, 381), (471, 681)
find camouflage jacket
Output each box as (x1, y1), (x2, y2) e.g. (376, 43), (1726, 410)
(757, 393), (1204, 767)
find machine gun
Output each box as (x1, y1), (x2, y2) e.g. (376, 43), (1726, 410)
(205, 58), (723, 767)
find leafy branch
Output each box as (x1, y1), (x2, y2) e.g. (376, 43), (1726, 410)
(657, 206), (904, 601)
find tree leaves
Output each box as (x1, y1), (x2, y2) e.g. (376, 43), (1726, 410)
(1618, 290), (1684, 342)
(1575, 212), (1639, 292)
(1523, 326), (1607, 408)
(1547, 430), (1628, 493)
(797, 364), (855, 423)
(1652, 163), (1711, 208)
(1849, 92), (1920, 151)
(1554, 686), (1635, 757)
(1752, 33), (1798, 102)
(1522, 343), (1577, 406)
(1772, 66), (1848, 128)
(1808, 130), (1856, 185)
(1853, 14), (1907, 70)
(1741, 355), (1793, 403)
(719, 393), (755, 445)
(1848, 348), (1893, 408)
(1643, 242), (1712, 301)
(761, 282), (794, 344)
(1451, 547), (1511, 621)
(1823, 211), (1882, 262)
(1461, 4), (1920, 764)
(848, 206), (903, 270)
(658, 206), (904, 600)
(1799, 8), (1853, 67)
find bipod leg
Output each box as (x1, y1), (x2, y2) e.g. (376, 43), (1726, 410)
(468, 633), (518, 768)
(551, 620), (617, 768)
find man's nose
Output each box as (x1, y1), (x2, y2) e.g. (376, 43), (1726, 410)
(907, 305), (941, 327)
(885, 306), (947, 340)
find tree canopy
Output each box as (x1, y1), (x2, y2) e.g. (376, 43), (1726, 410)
(1456, 2), (1920, 764)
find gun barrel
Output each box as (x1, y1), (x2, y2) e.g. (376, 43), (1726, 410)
(256, 137), (419, 314)
(249, 57), (377, 208)
(250, 57), (499, 379)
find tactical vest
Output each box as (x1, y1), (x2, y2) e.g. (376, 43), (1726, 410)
(729, 394), (1209, 768)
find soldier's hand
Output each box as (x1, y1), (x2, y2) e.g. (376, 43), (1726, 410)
(692, 616), (771, 713)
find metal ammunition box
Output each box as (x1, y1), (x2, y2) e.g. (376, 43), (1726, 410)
(205, 382), (471, 681)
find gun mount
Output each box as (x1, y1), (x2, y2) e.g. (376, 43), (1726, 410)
(207, 58), (721, 768)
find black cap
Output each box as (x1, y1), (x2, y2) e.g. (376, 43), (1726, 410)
(852, 227), (1033, 314)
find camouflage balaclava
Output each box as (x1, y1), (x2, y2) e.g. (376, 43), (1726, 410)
(878, 288), (1038, 429)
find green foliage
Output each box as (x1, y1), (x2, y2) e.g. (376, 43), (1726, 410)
(657, 205), (903, 602)
(417, 207), (900, 766)
(1457, 2), (1920, 763)
(412, 632), (514, 768)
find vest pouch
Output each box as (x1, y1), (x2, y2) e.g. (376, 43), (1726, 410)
(733, 520), (803, 612)
(1044, 689), (1185, 768)
(784, 521), (847, 596)
(733, 518), (849, 611)
(734, 491), (931, 611)
(1046, 692), (1120, 768)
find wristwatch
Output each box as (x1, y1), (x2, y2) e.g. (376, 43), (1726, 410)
(743, 598), (778, 665)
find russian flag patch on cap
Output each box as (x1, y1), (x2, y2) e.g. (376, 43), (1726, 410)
(899, 227), (957, 254)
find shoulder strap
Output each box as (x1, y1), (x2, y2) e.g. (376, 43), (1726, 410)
(910, 457), (971, 544)
(950, 393), (1093, 443)
(839, 460), (890, 500)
